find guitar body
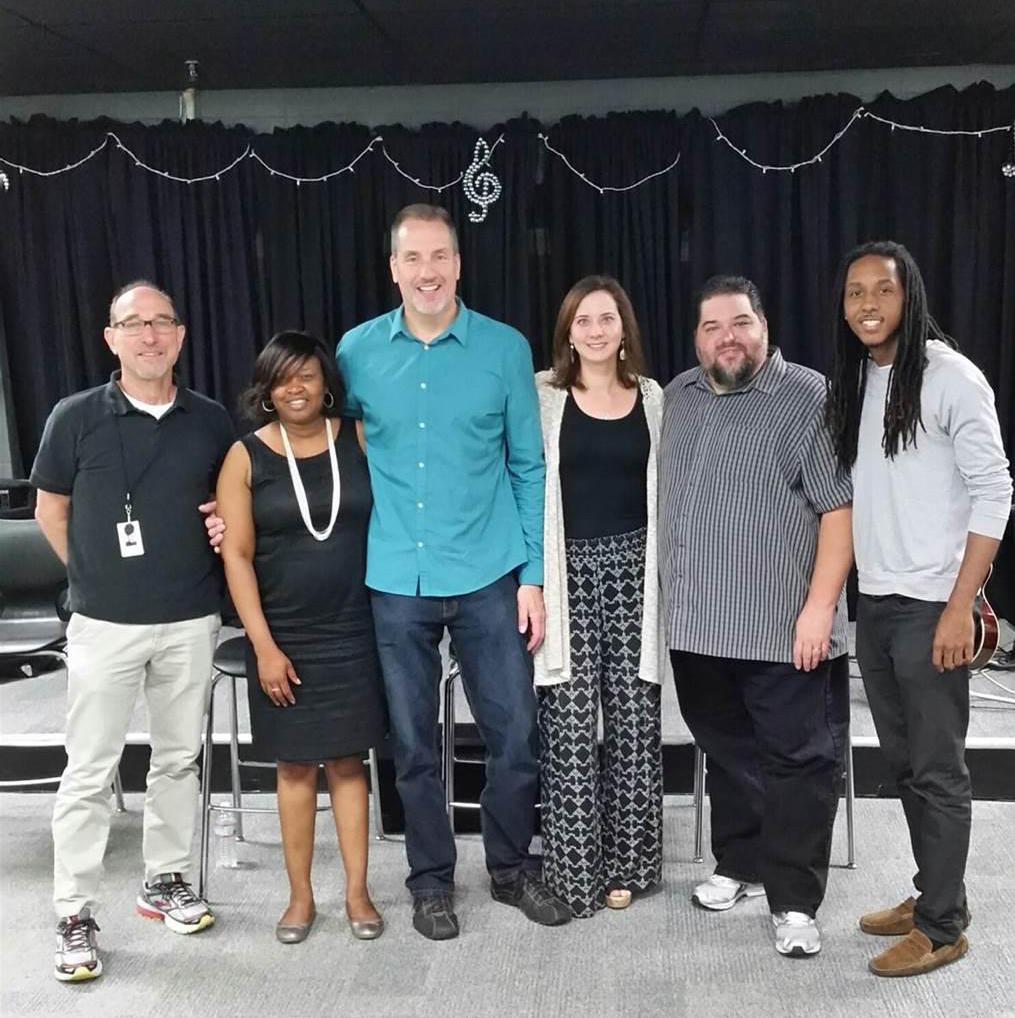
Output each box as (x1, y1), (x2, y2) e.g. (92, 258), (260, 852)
(971, 566), (999, 670)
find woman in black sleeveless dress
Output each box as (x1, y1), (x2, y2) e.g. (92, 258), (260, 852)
(217, 332), (386, 943)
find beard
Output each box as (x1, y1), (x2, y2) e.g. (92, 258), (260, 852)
(707, 350), (762, 391)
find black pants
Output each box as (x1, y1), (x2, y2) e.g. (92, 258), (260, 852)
(670, 651), (848, 917)
(856, 593), (972, 944)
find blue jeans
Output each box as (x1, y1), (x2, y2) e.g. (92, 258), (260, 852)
(370, 573), (539, 896)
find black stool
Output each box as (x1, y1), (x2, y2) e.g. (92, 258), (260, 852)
(440, 654), (485, 831)
(198, 635), (386, 898)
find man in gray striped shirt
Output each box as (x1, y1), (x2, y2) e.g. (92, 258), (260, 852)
(660, 275), (853, 959)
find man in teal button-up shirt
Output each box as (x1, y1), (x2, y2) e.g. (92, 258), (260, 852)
(337, 264), (544, 600)
(337, 204), (570, 940)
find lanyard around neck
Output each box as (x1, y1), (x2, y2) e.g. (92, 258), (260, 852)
(278, 419), (341, 542)
(114, 413), (165, 521)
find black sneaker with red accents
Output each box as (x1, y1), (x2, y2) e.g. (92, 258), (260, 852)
(55, 908), (102, 982)
(136, 873), (215, 934)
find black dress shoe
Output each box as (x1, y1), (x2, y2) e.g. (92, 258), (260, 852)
(491, 871), (572, 926)
(412, 895), (459, 940)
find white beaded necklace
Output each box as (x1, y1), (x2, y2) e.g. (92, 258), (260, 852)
(278, 418), (341, 542)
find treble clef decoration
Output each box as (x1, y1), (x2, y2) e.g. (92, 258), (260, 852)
(463, 138), (502, 223)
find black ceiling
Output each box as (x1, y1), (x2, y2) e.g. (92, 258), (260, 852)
(2, 1), (1014, 96)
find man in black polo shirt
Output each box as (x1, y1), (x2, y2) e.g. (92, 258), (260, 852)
(32, 280), (233, 983)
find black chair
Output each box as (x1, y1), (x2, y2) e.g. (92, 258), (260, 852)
(0, 478), (36, 521)
(0, 513), (125, 808)
(0, 515), (68, 672)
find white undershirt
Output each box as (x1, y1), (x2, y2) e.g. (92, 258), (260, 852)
(123, 391), (174, 420)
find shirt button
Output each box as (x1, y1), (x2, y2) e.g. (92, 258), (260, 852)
(419, 422), (426, 429)
(420, 382), (427, 390)
(417, 502), (424, 509)
(418, 541), (424, 548)
(418, 461), (425, 469)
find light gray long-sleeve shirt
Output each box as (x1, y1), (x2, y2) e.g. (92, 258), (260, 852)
(852, 340), (1012, 601)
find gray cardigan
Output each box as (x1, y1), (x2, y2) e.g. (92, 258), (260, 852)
(533, 369), (667, 686)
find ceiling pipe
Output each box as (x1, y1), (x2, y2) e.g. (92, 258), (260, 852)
(179, 59), (200, 123)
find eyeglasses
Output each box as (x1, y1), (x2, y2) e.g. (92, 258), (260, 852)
(111, 315), (180, 337)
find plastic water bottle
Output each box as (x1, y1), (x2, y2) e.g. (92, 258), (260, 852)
(213, 805), (239, 869)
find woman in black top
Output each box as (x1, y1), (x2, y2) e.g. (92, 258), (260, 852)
(533, 276), (666, 918)
(217, 332), (386, 944)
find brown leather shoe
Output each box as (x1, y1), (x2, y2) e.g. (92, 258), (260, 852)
(859, 896), (916, 936)
(868, 929), (968, 977)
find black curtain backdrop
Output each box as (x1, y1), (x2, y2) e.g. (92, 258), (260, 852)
(2, 82), (1013, 611)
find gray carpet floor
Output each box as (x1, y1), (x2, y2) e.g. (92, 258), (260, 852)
(2, 793), (1015, 1018)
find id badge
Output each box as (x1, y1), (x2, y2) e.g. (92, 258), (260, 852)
(116, 519), (145, 558)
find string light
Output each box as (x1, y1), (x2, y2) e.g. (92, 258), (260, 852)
(861, 109), (1011, 137)
(0, 134), (111, 177)
(2, 108), (1013, 200)
(537, 132), (680, 193)
(709, 107), (866, 173)
(0, 130), (473, 191)
(246, 137), (379, 183)
(710, 106), (1015, 177)
(1003, 121), (1015, 179)
(376, 134), (504, 195)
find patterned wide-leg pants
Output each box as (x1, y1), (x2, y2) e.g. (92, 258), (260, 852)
(538, 526), (663, 917)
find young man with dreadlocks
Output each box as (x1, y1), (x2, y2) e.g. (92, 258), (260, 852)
(826, 240), (1012, 978)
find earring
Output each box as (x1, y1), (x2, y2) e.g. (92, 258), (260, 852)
(569, 342), (576, 360)
(261, 399), (275, 414)
(323, 391), (335, 409)
(619, 342), (626, 362)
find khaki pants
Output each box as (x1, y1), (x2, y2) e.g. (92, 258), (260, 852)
(52, 612), (219, 917)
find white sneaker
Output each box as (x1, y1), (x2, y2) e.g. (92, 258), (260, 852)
(691, 873), (766, 911)
(772, 911), (821, 957)
(54, 908), (102, 982)
(136, 873), (214, 935)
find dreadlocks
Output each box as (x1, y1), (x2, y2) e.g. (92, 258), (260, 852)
(825, 240), (957, 473)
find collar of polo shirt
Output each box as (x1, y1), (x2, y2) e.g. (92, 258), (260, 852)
(104, 370), (191, 415)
